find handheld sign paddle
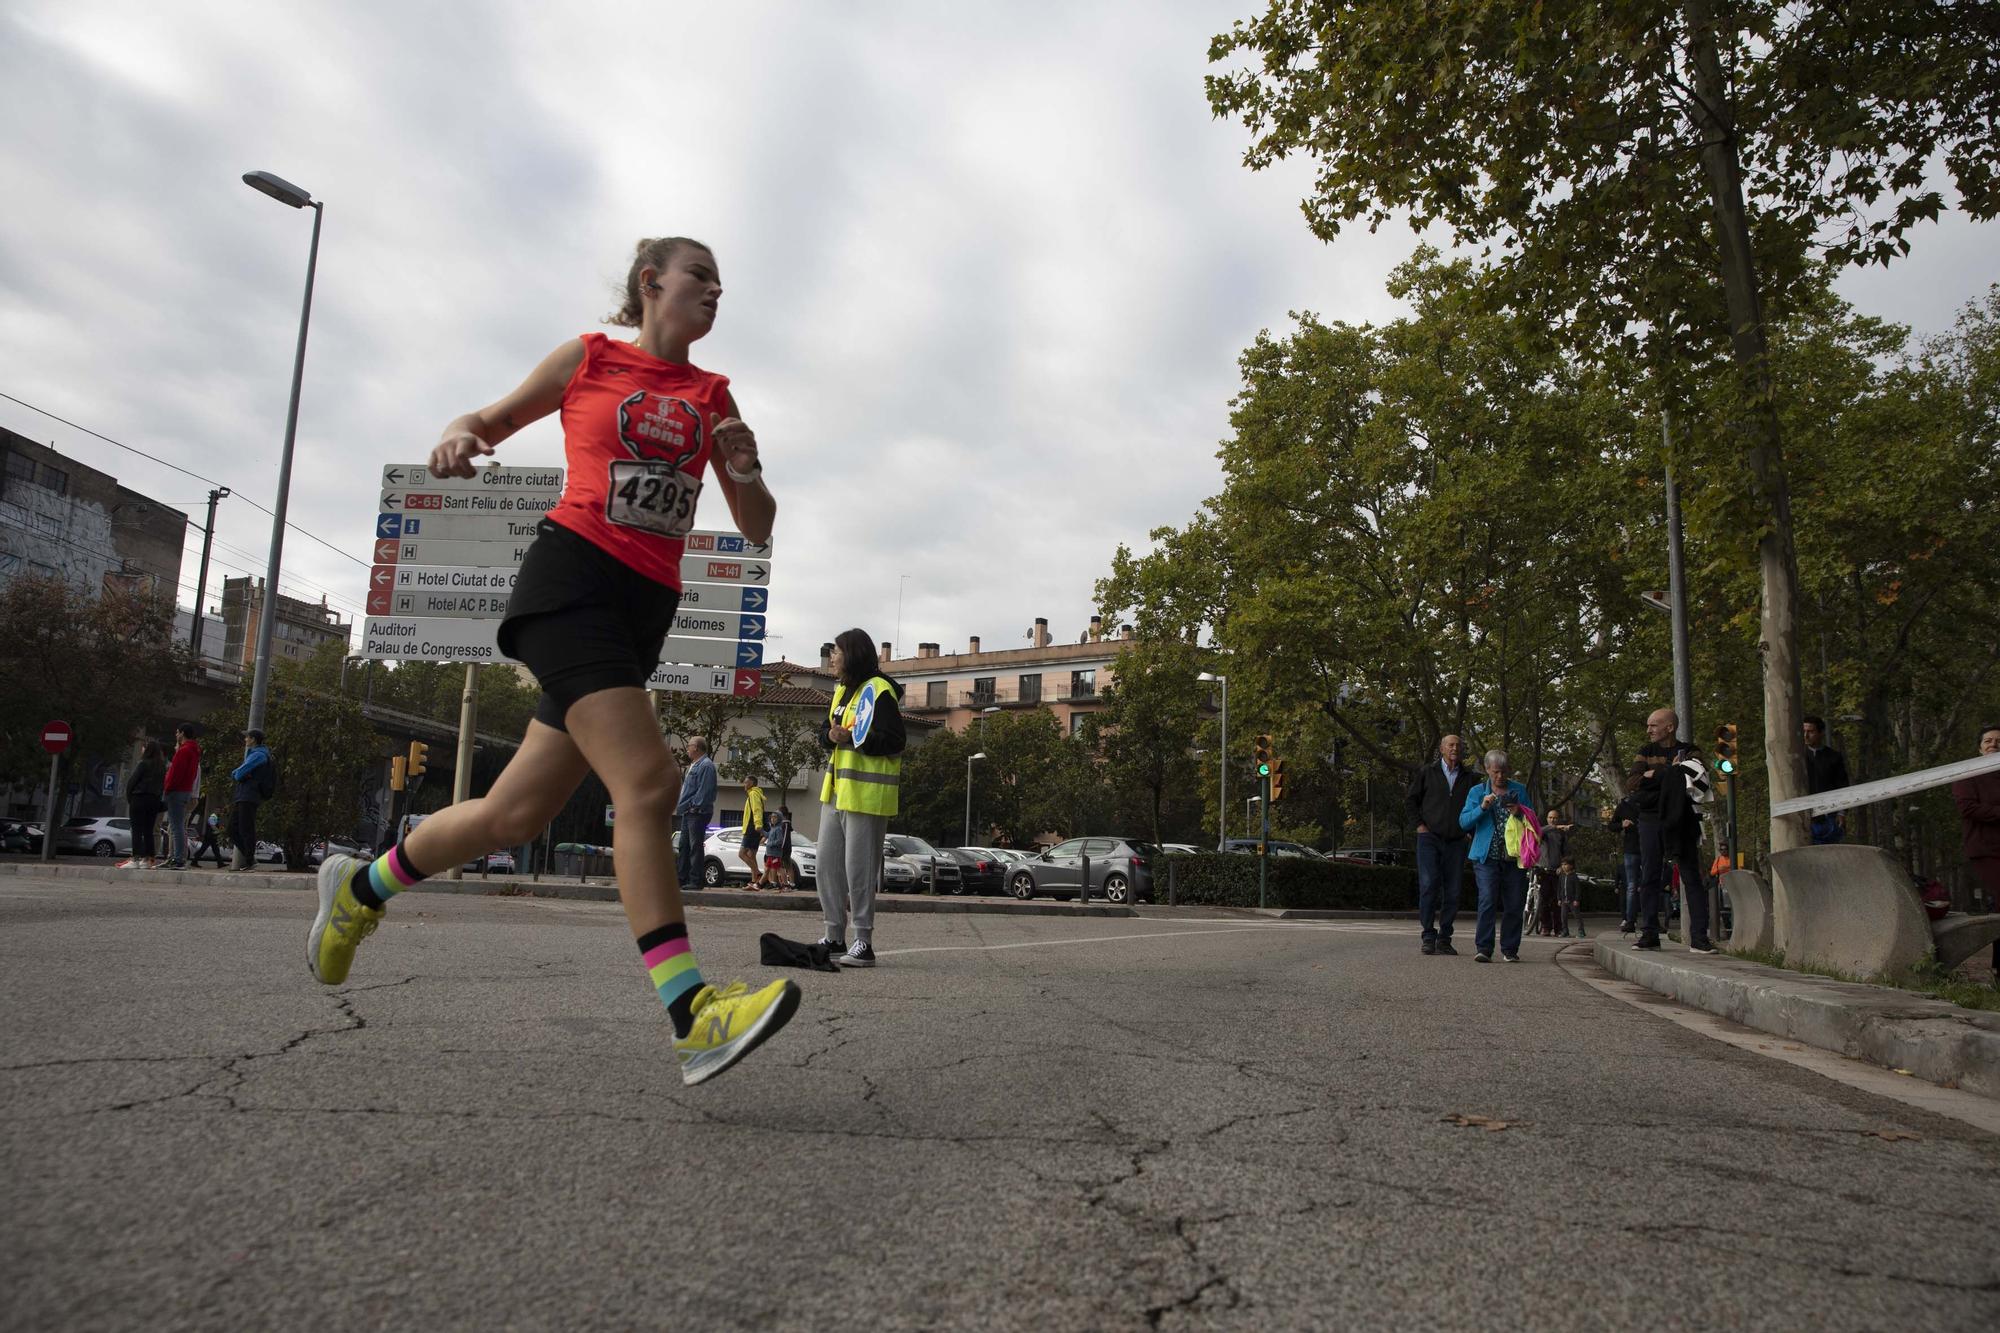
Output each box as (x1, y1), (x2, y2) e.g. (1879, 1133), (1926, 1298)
(849, 682), (879, 746)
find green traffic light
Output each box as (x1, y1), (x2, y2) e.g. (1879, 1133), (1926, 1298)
(1719, 759), (1735, 774)
(1257, 762), (1271, 777)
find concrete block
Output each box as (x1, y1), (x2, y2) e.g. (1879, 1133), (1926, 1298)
(1721, 869), (1772, 953)
(1932, 912), (2000, 971)
(1770, 844), (1930, 977)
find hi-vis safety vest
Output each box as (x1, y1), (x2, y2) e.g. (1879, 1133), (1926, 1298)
(820, 677), (902, 816)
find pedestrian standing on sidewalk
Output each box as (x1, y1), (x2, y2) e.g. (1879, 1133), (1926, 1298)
(1405, 733), (1478, 956)
(307, 236), (800, 1086)
(764, 805), (794, 890)
(230, 731), (274, 871)
(1613, 767), (1644, 932)
(1803, 715), (1852, 845)
(1534, 805), (1573, 936)
(815, 629), (906, 969)
(161, 723), (201, 869)
(675, 737), (718, 888)
(1951, 724), (2000, 982)
(737, 776), (767, 888)
(1460, 749), (1535, 964)
(191, 807), (228, 869)
(121, 741), (166, 868)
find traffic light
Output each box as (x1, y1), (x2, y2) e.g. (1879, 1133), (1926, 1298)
(1253, 734), (1273, 781)
(1271, 758), (1288, 802)
(1713, 722), (1738, 795)
(391, 755), (408, 792)
(408, 740), (430, 780)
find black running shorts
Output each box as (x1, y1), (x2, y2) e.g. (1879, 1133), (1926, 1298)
(499, 518), (681, 731)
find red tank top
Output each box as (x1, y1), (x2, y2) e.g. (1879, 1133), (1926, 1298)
(544, 332), (733, 590)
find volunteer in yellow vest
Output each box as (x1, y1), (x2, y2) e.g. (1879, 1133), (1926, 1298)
(738, 777), (767, 889)
(814, 628), (906, 968)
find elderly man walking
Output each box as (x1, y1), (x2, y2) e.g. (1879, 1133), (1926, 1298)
(675, 736), (717, 889)
(1406, 734), (1478, 955)
(1460, 749), (1535, 964)
(1634, 707), (1715, 954)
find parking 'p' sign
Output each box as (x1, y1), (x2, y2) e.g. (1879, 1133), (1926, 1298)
(41, 720), (72, 754)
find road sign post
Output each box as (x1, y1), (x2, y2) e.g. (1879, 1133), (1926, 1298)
(40, 721), (71, 864)
(1259, 773), (1271, 909)
(443, 662), (480, 882)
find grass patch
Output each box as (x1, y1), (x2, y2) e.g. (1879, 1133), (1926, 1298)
(1724, 945), (2000, 1013)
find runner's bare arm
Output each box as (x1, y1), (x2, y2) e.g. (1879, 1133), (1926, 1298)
(430, 339), (588, 478)
(709, 392), (774, 545)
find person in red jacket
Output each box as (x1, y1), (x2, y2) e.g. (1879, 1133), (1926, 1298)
(161, 723), (201, 869)
(1951, 724), (2000, 980)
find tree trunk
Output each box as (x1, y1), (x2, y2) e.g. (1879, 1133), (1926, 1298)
(1683, 0), (1809, 853)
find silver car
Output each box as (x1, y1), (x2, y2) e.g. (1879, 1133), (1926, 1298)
(883, 835), (960, 893)
(57, 817), (133, 857)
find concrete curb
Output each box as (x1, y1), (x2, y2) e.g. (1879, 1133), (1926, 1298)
(1592, 937), (2000, 1101)
(0, 860), (1140, 919)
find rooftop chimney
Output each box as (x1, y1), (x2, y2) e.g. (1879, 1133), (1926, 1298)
(820, 642), (834, 668)
(1089, 614), (1103, 642)
(1121, 625), (1134, 640)
(880, 641), (893, 662)
(968, 636), (981, 654)
(1033, 617), (1051, 649)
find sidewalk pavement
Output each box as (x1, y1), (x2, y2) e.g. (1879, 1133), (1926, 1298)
(1594, 935), (2000, 1101)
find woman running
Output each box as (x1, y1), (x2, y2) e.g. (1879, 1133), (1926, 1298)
(309, 237), (800, 1085)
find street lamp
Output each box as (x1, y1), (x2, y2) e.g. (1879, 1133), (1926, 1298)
(241, 169), (323, 733)
(1198, 671), (1228, 850)
(965, 751), (986, 847)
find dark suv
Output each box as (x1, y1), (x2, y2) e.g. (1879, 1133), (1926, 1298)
(1005, 837), (1158, 904)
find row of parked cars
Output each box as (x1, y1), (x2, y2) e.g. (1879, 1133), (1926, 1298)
(686, 830), (1167, 905)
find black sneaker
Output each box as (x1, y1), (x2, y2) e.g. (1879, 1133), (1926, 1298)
(1689, 939), (1718, 955)
(1421, 939), (1437, 955)
(814, 937), (844, 956)
(1502, 953), (1520, 963)
(1634, 936), (1662, 950)
(1474, 952), (1491, 963)
(1436, 940), (1457, 956)
(836, 940), (876, 968)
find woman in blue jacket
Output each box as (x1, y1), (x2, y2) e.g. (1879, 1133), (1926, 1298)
(1460, 749), (1535, 963)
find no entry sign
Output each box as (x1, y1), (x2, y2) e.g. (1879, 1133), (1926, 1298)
(41, 721), (72, 754)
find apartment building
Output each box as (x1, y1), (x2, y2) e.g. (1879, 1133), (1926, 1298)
(219, 575), (353, 669)
(0, 428), (187, 598)
(869, 615), (1136, 736)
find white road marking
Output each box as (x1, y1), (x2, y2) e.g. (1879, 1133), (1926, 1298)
(1554, 943), (2000, 1136)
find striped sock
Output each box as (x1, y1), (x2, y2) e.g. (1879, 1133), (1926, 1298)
(638, 922), (705, 1037)
(352, 843), (426, 910)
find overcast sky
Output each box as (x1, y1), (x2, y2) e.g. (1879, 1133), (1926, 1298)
(4, 1), (1995, 672)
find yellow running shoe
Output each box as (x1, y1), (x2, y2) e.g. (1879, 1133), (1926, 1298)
(308, 854), (382, 985)
(674, 978), (802, 1086)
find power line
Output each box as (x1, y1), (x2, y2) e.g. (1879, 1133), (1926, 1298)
(1, 390), (370, 569)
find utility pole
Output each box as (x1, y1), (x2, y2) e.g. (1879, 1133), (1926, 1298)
(187, 486), (230, 666)
(1663, 415), (1694, 746)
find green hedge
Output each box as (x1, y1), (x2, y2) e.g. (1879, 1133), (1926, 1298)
(1157, 853), (1626, 913)
(1159, 853), (1417, 910)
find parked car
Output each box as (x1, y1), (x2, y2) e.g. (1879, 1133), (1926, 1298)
(1162, 843), (1204, 855)
(699, 827), (754, 885)
(1225, 838), (1320, 859)
(790, 833), (816, 884)
(1334, 846), (1405, 866)
(463, 849), (516, 874)
(2, 820), (45, 853)
(940, 847), (1005, 894)
(256, 840), (287, 864)
(884, 835), (960, 893)
(967, 846), (1033, 866)
(1005, 837), (1158, 904)
(57, 816), (132, 857)
(307, 838), (375, 867)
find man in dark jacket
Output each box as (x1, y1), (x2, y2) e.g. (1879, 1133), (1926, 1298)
(1951, 724), (2000, 977)
(1803, 715), (1852, 844)
(1634, 707), (1714, 954)
(1405, 734), (1479, 955)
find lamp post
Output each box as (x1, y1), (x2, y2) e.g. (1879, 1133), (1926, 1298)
(965, 752), (986, 847)
(1198, 672), (1228, 850)
(241, 169), (323, 733)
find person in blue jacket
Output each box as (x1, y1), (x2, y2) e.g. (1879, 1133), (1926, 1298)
(1460, 748), (1535, 963)
(230, 730), (273, 871)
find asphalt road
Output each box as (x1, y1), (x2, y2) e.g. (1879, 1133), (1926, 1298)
(3, 875), (1995, 1331)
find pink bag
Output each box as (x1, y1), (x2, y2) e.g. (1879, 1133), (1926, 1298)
(1515, 805), (1545, 871)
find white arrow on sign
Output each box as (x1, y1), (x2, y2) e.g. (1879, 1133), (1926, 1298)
(381, 464), (564, 490)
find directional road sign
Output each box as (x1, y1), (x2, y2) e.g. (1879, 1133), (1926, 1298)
(374, 537), (537, 567)
(677, 583), (768, 614)
(683, 530), (776, 558)
(380, 488), (558, 517)
(373, 564), (518, 593)
(360, 617), (505, 663)
(655, 634), (764, 669)
(644, 665), (762, 697)
(380, 464), (563, 490)
(376, 511), (547, 543)
(672, 608), (765, 641)
(373, 589), (513, 619)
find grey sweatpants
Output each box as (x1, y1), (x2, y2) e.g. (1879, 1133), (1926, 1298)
(816, 803), (889, 944)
